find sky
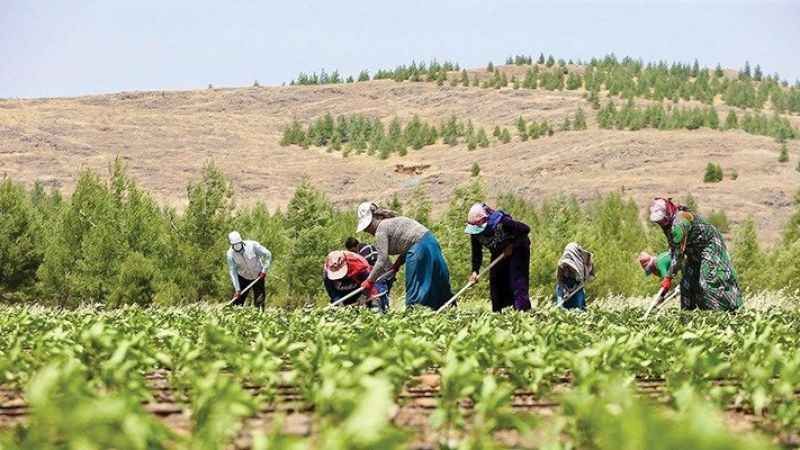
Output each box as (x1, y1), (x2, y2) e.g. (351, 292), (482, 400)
(1, 0), (798, 98)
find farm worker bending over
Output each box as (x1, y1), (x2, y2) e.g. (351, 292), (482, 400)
(345, 237), (378, 265)
(323, 250), (389, 312)
(226, 231), (272, 309)
(465, 203), (532, 312)
(555, 242), (595, 310)
(638, 251), (671, 280)
(649, 198), (742, 311)
(345, 236), (395, 302)
(356, 202), (453, 310)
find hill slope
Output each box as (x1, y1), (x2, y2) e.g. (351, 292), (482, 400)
(1, 73), (798, 242)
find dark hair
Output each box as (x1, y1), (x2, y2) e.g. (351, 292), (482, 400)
(372, 206), (397, 221)
(344, 237), (359, 251)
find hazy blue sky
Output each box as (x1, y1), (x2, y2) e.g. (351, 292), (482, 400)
(1, 0), (798, 98)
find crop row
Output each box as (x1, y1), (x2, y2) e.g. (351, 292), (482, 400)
(1, 306), (798, 449)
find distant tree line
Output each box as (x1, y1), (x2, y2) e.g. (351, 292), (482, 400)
(289, 56), (800, 117)
(596, 100), (799, 141)
(280, 113), (496, 158)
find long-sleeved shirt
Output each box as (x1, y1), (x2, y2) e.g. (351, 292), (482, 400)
(367, 217), (428, 282)
(661, 210), (709, 279)
(323, 251), (371, 298)
(226, 240), (272, 290)
(471, 213), (530, 273)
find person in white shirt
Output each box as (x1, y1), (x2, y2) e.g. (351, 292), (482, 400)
(226, 231), (272, 308)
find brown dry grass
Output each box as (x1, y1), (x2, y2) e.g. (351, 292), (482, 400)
(1, 76), (798, 243)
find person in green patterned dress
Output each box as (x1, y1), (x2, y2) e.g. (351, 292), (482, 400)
(648, 198), (742, 311)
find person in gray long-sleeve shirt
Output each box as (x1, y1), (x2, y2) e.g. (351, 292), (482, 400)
(356, 202), (452, 310)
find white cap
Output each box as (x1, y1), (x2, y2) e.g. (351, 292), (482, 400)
(228, 231), (243, 245)
(356, 202), (374, 232)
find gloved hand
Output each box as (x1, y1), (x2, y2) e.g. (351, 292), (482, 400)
(258, 271), (267, 280)
(661, 277), (672, 292)
(233, 290), (241, 300)
(469, 272), (479, 285)
(360, 279), (374, 292)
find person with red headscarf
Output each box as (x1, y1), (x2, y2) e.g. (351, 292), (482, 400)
(648, 198), (741, 311)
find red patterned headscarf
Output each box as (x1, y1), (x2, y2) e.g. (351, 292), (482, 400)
(649, 197), (679, 224)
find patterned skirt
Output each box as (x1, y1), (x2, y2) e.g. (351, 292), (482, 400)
(680, 227), (742, 311)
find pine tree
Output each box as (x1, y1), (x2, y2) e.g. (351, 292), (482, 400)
(500, 128), (512, 143)
(724, 110), (739, 130)
(754, 64), (763, 82)
(477, 128), (489, 147)
(546, 55), (555, 67)
(471, 162), (481, 177)
(704, 162), (723, 182)
(741, 61), (752, 80)
(467, 135), (477, 150)
(516, 116), (527, 134)
(461, 69), (469, 87)
(358, 70), (370, 81)
(574, 107), (588, 130)
(779, 143), (789, 162)
(487, 61), (494, 72)
(537, 53), (545, 64)
(715, 63), (724, 78)
(492, 125), (501, 138)
(705, 107), (720, 129)
(589, 89), (601, 110)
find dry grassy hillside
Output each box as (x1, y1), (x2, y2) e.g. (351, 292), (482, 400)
(1, 70), (798, 242)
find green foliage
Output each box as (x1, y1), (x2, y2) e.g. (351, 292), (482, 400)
(471, 162), (481, 177)
(0, 178), (43, 292)
(725, 110), (739, 130)
(573, 107), (588, 130)
(499, 128), (512, 144)
(292, 69), (343, 85)
(778, 143), (789, 163)
(283, 114), (462, 157)
(733, 218), (763, 290)
(405, 184), (432, 228)
(707, 210), (730, 233)
(704, 162), (724, 183)
(285, 181), (339, 305)
(108, 252), (158, 306)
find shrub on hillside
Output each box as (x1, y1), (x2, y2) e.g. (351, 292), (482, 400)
(779, 143), (789, 162)
(707, 210), (730, 233)
(704, 163), (724, 183)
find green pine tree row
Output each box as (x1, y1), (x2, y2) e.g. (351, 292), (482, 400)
(280, 114), (498, 158)
(597, 100), (799, 141)
(4, 166), (800, 305)
(289, 56), (800, 116)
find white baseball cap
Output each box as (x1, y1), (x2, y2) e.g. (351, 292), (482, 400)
(228, 231), (243, 245)
(356, 202), (375, 232)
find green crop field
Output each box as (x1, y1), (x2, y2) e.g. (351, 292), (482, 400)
(1, 304), (799, 449)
